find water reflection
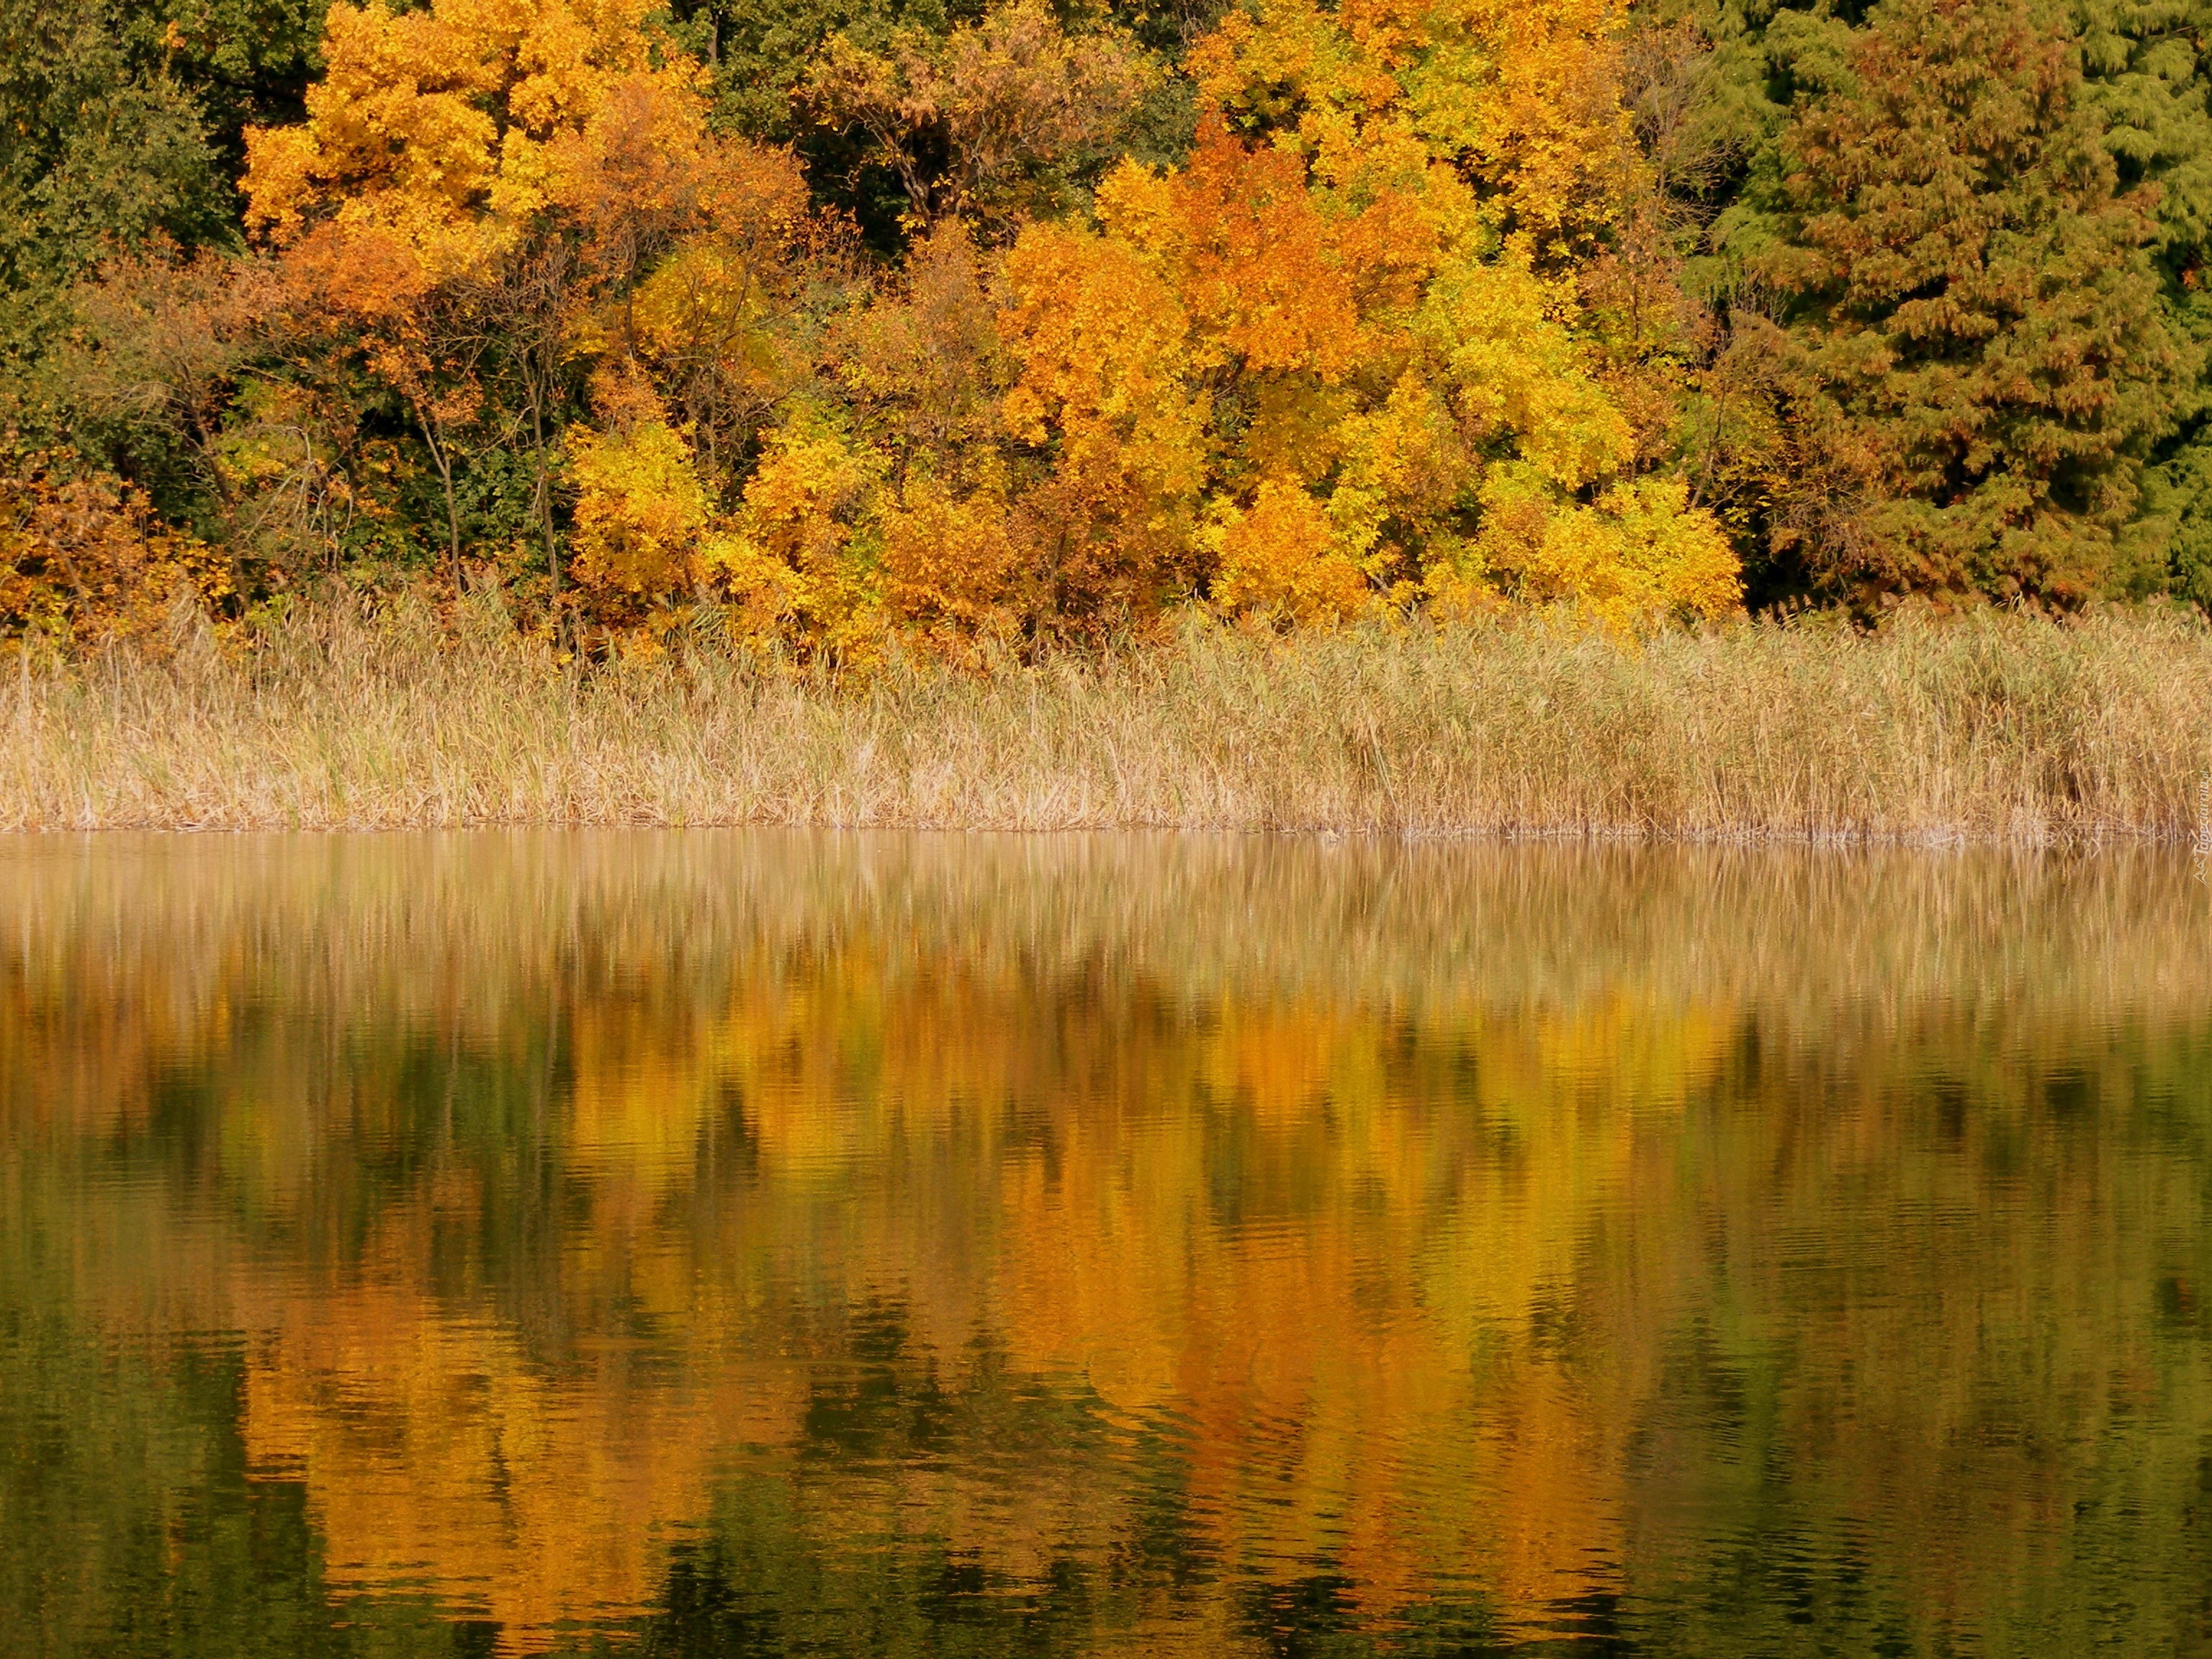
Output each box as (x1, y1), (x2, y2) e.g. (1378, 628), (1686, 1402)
(3, 833), (2209, 1657)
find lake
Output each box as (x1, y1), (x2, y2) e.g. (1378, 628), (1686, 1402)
(4, 832), (2209, 1657)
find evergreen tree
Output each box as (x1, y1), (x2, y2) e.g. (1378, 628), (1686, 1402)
(1727, 0), (2194, 603)
(1686, 0), (2212, 607)
(2088, 0), (2212, 606)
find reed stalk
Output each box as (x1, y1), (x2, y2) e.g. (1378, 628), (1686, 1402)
(4, 601), (2208, 841)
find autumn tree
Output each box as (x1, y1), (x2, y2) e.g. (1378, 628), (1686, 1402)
(55, 242), (359, 584)
(805, 0), (1154, 239)
(238, 0), (830, 619)
(990, 0), (1741, 630)
(0, 442), (233, 647)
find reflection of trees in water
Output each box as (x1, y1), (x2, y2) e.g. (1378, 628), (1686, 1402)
(1, 834), (2209, 1655)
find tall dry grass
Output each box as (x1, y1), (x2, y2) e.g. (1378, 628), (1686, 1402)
(3, 599), (2209, 839)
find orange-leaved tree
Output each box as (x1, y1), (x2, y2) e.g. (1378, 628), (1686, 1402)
(990, 0), (1740, 629)
(1, 448), (235, 651)
(806, 0), (1155, 239)
(225, 0), (1740, 649)
(240, 0), (827, 624)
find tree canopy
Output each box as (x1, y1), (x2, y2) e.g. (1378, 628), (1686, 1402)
(10, 0), (2212, 649)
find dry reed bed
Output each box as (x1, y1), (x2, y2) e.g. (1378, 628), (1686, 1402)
(4, 605), (2209, 839)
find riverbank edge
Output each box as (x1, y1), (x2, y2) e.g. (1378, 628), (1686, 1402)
(5, 606), (2209, 842)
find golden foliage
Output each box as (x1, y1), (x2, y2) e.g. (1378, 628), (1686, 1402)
(881, 475), (1022, 638)
(703, 415), (886, 648)
(0, 451), (233, 649)
(1212, 477), (1372, 621)
(835, 222), (1007, 470)
(1474, 472), (1742, 625)
(235, 0), (823, 625)
(806, 0), (1153, 233)
(981, 4), (1737, 634)
(136, 0), (1745, 651)
(1188, 0), (1639, 261)
(240, 0), (678, 263)
(566, 414), (710, 601)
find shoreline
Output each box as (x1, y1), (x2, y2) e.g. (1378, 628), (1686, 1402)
(6, 606), (2209, 843)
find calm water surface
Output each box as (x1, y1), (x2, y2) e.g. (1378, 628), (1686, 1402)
(4, 832), (2211, 1658)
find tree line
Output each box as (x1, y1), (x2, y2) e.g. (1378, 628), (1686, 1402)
(6, 0), (2212, 650)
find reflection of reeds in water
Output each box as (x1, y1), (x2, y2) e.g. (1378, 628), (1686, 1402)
(4, 603), (2211, 838)
(2, 835), (2210, 1655)
(4, 830), (2209, 1035)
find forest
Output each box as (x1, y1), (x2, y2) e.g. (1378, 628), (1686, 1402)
(9, 0), (2212, 654)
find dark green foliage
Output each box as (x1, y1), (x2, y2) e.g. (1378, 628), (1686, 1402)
(1688, 0), (2210, 606)
(2072, 0), (2212, 600)
(666, 0), (971, 251)
(153, 0), (324, 162)
(2142, 439), (2212, 603)
(0, 0), (320, 295)
(0, 0), (318, 466)
(0, 0), (225, 385)
(1763, 0), (2190, 602)
(672, 0), (967, 140)
(670, 0), (1190, 256)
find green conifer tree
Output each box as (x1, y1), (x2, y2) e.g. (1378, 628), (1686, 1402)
(1737, 0), (2195, 603)
(2088, 0), (2212, 606)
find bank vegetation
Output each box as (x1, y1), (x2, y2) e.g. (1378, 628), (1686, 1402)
(5, 598), (2206, 840)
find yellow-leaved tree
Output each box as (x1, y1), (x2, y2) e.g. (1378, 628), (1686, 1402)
(240, 0), (822, 626)
(235, 0), (1737, 649)
(992, 0), (1740, 630)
